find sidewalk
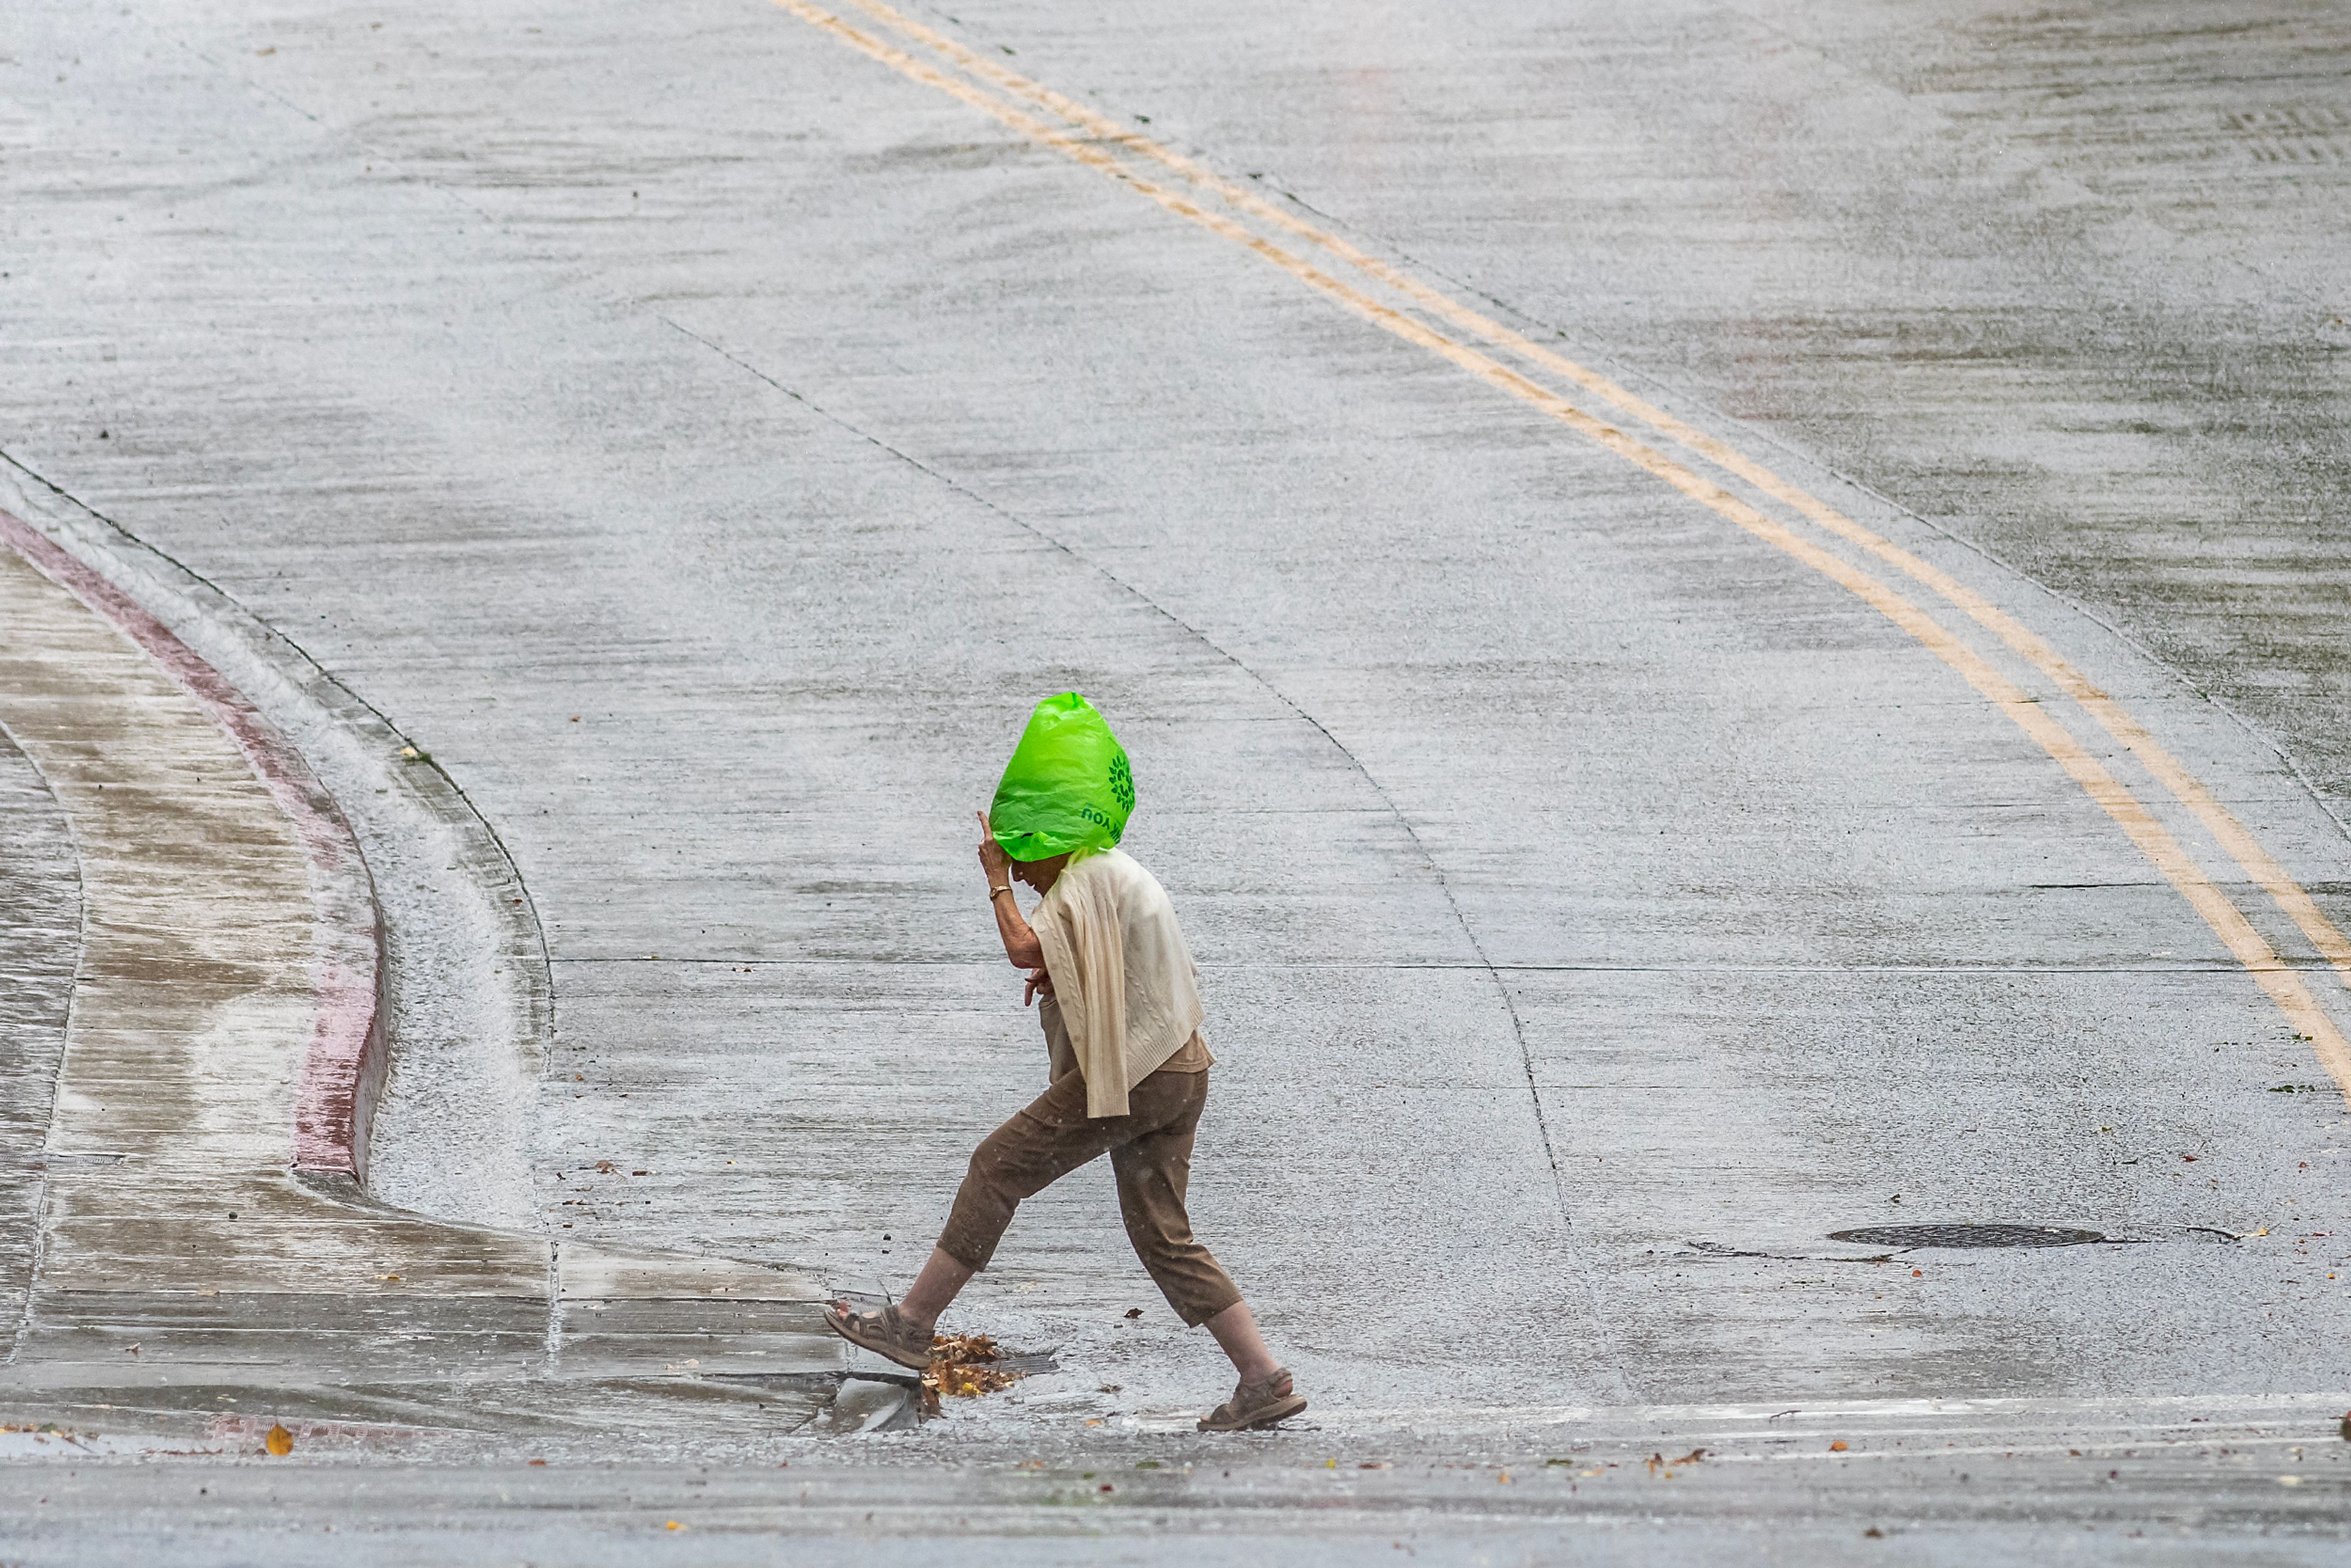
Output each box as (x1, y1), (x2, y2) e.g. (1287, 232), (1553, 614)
(0, 516), (884, 1437)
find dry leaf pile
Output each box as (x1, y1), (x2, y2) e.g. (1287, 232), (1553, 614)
(920, 1333), (1024, 1411)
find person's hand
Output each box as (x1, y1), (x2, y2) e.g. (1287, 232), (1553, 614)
(977, 811), (1013, 884)
(1022, 966), (1054, 1007)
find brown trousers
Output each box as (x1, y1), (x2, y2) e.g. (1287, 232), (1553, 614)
(937, 1065), (1243, 1327)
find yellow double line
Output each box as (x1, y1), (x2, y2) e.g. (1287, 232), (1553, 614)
(770, 0), (2351, 1101)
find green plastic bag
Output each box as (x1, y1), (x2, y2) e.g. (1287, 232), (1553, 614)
(989, 692), (1135, 861)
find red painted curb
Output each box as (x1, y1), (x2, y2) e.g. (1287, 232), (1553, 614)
(0, 508), (387, 1182)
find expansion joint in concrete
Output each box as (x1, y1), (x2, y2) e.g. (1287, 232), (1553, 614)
(653, 311), (1626, 1394)
(655, 316), (1569, 1190)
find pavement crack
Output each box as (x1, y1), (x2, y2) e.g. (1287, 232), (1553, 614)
(1687, 1242), (1899, 1266)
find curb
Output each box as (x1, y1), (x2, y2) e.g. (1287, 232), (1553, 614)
(0, 502), (855, 1411)
(0, 507), (388, 1183)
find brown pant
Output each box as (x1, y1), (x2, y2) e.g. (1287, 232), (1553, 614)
(937, 1066), (1243, 1327)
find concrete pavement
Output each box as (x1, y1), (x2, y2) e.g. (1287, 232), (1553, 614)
(0, 508), (899, 1428)
(0, 704), (76, 1355)
(2, 1395), (2351, 1564)
(1, 0), (2349, 1552)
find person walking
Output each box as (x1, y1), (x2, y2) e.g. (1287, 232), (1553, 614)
(825, 694), (1305, 1432)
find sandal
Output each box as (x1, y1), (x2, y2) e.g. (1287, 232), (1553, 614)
(1198, 1367), (1308, 1431)
(823, 1300), (933, 1370)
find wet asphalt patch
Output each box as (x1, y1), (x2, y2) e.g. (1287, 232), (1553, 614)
(1826, 1223), (2107, 1249)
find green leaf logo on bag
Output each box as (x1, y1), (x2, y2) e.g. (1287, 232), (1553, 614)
(989, 692), (1134, 861)
(1108, 752), (1134, 812)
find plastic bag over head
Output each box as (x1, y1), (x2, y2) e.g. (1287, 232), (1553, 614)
(989, 692), (1134, 861)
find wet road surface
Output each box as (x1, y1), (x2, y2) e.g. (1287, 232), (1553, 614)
(1, 0), (2348, 1551)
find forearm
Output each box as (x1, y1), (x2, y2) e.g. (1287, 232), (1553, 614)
(988, 888), (1044, 969)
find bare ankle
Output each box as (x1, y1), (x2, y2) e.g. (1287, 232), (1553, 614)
(1202, 1300), (1282, 1384)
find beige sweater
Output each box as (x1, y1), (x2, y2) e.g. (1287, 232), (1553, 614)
(1029, 849), (1205, 1117)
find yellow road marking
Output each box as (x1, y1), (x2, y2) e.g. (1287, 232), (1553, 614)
(766, 0), (2351, 1101)
(841, 0), (2351, 1010)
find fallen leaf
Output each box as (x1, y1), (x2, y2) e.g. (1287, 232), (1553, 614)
(666, 1519), (684, 1530)
(1672, 1449), (1705, 1465)
(256, 45), (276, 55)
(265, 1424), (293, 1457)
(1864, 1526), (1883, 1538)
(1123, 1307), (1143, 1319)
(528, 1459), (546, 1467)
(124, 1343), (139, 1356)
(921, 1332), (1024, 1401)
(1829, 1441), (1849, 1453)
(596, 1160), (616, 1174)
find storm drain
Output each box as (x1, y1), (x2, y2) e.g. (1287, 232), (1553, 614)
(1826, 1223), (2105, 1249)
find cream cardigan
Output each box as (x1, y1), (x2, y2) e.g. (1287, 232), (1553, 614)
(1029, 849), (1205, 1118)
